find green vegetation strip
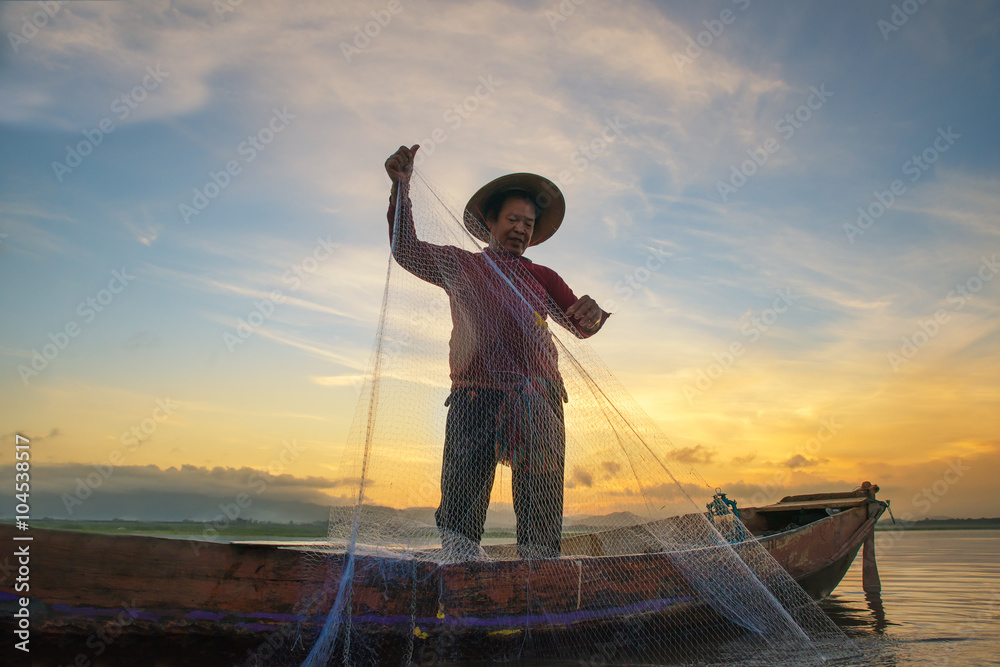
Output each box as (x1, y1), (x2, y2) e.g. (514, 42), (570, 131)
(874, 518), (1000, 531)
(17, 519), (329, 538)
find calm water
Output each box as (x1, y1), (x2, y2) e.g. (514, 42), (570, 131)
(512, 529), (1000, 666)
(819, 529), (1000, 667)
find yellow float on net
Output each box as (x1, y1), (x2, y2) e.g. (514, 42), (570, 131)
(488, 628), (523, 637)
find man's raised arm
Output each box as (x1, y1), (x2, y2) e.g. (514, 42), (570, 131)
(384, 144), (454, 287)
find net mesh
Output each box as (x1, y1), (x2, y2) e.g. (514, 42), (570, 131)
(287, 170), (862, 666)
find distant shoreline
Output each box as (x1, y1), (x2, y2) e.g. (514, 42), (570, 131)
(3, 518), (330, 539)
(4, 517), (999, 539)
(875, 525), (1000, 531)
(874, 518), (1000, 532)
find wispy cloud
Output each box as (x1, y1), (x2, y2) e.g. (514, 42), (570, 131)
(2, 0), (998, 520)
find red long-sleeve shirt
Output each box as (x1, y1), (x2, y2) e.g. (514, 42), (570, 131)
(387, 197), (608, 388)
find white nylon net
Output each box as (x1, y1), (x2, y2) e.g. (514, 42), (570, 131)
(287, 170), (861, 666)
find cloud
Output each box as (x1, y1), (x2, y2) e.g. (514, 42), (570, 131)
(860, 445), (1000, 520)
(0, 1), (223, 127)
(608, 481), (707, 504)
(670, 444), (715, 465)
(0, 462), (360, 521)
(718, 473), (857, 508)
(783, 454), (828, 469)
(1, 428), (60, 443)
(0, 213), (79, 260)
(118, 206), (161, 247)
(12, 462), (345, 498)
(312, 374), (366, 387)
(566, 466), (594, 489)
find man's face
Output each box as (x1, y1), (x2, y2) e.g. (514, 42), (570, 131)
(488, 197), (535, 256)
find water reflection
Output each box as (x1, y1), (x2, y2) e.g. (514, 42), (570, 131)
(864, 590), (888, 634)
(820, 529), (1000, 667)
(821, 588), (896, 637)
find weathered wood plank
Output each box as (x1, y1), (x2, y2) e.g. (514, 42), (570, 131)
(755, 497), (869, 513)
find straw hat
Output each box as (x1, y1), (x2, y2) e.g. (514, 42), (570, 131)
(464, 173), (566, 247)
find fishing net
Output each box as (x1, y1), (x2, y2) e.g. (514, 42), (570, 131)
(288, 170), (861, 666)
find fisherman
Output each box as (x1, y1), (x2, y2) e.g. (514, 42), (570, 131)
(384, 144), (609, 559)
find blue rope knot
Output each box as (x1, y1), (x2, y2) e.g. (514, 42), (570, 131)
(707, 487), (739, 517)
(707, 487), (751, 543)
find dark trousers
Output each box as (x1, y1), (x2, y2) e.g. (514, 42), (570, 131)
(435, 383), (565, 558)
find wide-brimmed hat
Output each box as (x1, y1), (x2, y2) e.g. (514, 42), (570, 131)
(464, 173), (565, 247)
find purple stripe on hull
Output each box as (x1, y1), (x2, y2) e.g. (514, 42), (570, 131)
(186, 610), (228, 621)
(243, 611), (306, 622)
(33, 601), (317, 627)
(350, 594), (696, 629)
(12, 595), (695, 634)
(50, 603), (164, 623)
(233, 621), (287, 633)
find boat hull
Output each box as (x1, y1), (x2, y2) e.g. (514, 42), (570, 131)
(0, 491), (885, 641)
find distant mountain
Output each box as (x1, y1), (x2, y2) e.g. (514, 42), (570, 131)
(563, 511), (644, 528)
(398, 506), (438, 526)
(12, 487), (650, 534)
(19, 489), (338, 525)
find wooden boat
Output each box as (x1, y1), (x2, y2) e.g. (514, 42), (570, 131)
(0, 484), (886, 650)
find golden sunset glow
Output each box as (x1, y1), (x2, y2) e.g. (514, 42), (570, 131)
(2, 1), (998, 524)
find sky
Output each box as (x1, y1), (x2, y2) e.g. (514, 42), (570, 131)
(1, 0), (998, 524)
